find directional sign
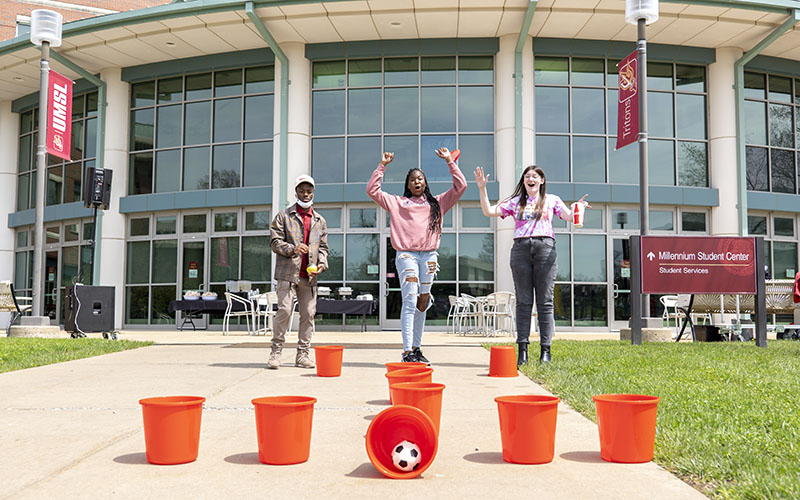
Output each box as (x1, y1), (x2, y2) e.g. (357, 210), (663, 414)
(640, 236), (756, 294)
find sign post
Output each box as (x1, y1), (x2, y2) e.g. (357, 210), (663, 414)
(630, 235), (766, 347)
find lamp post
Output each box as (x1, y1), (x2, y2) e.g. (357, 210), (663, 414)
(30, 9), (63, 317)
(625, 0), (658, 317)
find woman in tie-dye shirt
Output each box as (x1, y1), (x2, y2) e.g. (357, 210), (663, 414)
(474, 165), (588, 365)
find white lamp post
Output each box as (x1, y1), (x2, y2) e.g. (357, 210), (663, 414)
(30, 9), (63, 318)
(626, 0), (658, 320)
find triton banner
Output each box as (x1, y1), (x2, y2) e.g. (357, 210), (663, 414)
(46, 69), (72, 161)
(615, 51), (638, 151)
(640, 236), (757, 294)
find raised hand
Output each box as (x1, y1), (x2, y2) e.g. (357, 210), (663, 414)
(474, 166), (490, 189)
(435, 147), (452, 162)
(380, 152), (394, 166)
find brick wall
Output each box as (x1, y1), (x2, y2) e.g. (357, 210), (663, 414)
(1, 0), (172, 41)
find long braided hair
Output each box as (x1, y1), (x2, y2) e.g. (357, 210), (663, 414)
(404, 168), (442, 234)
(508, 165), (547, 221)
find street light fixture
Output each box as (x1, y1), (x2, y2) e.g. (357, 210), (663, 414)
(625, 0), (658, 317)
(30, 9), (63, 318)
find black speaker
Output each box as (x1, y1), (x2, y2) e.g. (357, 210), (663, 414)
(65, 285), (115, 333)
(83, 167), (112, 210)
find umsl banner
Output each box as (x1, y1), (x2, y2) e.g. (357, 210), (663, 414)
(615, 51), (638, 150)
(46, 70), (73, 161)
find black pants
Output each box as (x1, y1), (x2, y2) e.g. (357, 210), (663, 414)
(510, 237), (557, 345)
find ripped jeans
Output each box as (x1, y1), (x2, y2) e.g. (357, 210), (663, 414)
(396, 250), (439, 352)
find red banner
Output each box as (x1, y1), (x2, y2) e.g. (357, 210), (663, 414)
(640, 236), (757, 294)
(615, 51), (638, 151)
(46, 70), (72, 161)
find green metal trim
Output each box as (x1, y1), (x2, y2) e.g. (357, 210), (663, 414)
(516, 1), (537, 181)
(245, 2), (288, 210)
(304, 38), (500, 60)
(49, 50), (107, 284)
(12, 78), (99, 113)
(121, 48), (275, 83)
(734, 9), (800, 236)
(744, 54), (800, 76)
(532, 38), (716, 64)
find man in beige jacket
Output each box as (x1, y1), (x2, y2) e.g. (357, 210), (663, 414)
(268, 174), (328, 369)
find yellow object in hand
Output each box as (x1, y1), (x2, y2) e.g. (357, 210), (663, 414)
(306, 265), (318, 274)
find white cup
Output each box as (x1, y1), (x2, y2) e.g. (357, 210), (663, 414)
(572, 202), (585, 228)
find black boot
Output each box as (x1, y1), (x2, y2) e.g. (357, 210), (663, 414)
(539, 345), (551, 363)
(517, 342), (529, 366)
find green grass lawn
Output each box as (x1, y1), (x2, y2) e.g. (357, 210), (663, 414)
(0, 337), (152, 374)
(515, 340), (800, 500)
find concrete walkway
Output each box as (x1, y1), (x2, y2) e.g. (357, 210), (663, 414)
(0, 330), (706, 499)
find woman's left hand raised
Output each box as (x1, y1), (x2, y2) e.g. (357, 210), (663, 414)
(435, 147), (452, 162)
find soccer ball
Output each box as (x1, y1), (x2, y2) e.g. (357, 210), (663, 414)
(391, 440), (421, 472)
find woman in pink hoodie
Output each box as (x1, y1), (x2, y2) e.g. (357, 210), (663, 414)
(367, 148), (467, 364)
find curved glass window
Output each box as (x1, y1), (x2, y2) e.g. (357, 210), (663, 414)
(128, 65), (274, 195)
(535, 58), (708, 187)
(311, 56), (495, 183)
(744, 71), (800, 194)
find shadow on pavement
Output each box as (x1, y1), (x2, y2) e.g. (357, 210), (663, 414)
(209, 363), (267, 369)
(559, 451), (604, 463)
(224, 452), (261, 465)
(113, 453), (148, 465)
(346, 462), (383, 479)
(463, 452), (506, 464)
(365, 399), (390, 406)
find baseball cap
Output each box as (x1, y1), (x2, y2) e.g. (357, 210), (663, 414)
(294, 174), (315, 189)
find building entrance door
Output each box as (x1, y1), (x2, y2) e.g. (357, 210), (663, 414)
(610, 237), (633, 329)
(381, 235), (401, 330)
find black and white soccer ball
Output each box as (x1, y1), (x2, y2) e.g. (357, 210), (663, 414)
(391, 440), (421, 472)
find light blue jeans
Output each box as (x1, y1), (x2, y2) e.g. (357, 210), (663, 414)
(396, 250), (439, 352)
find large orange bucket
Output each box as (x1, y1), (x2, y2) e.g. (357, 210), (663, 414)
(495, 395), (560, 464)
(139, 396), (205, 465)
(386, 367), (433, 402)
(366, 405), (438, 479)
(314, 345), (344, 377)
(489, 345), (518, 377)
(385, 361), (428, 373)
(391, 382), (445, 436)
(252, 396), (317, 465)
(592, 394), (661, 463)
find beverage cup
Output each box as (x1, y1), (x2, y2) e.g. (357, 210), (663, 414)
(572, 202), (585, 228)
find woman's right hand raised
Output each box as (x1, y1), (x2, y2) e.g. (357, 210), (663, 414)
(380, 152), (394, 166)
(473, 166), (490, 189)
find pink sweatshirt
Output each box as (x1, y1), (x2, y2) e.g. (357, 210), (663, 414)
(367, 162), (467, 251)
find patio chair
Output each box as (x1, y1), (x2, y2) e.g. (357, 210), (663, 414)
(659, 295), (680, 328)
(485, 291), (515, 336)
(223, 292), (255, 335)
(253, 291), (278, 335)
(0, 281), (32, 335)
(446, 295), (460, 334)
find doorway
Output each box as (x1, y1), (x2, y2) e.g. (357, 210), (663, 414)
(381, 235), (401, 329)
(610, 237), (632, 329)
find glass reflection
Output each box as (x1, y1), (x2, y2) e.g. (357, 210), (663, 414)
(349, 89), (381, 134)
(157, 105), (181, 148)
(349, 59), (381, 87)
(184, 101), (211, 145)
(458, 56), (493, 84)
(608, 139), (638, 184)
(458, 135), (493, 179)
(385, 88), (418, 133)
(534, 57), (568, 85)
(383, 136), (418, 182)
(437, 233), (456, 280)
(214, 98), (242, 143)
(555, 234), (570, 281)
(770, 149), (795, 193)
(421, 57), (456, 84)
(744, 100), (767, 145)
(746, 146), (768, 191)
(346, 234), (379, 280)
(155, 150), (180, 193)
(245, 94), (273, 140)
(458, 86), (493, 132)
(572, 136), (605, 183)
(677, 141), (707, 187)
(648, 139), (675, 186)
(212, 144), (241, 188)
(348, 136), (381, 182)
(385, 58), (418, 85)
(459, 233), (494, 281)
(647, 92), (674, 138)
(313, 61), (346, 88)
(313, 90), (346, 136)
(243, 141), (272, 187)
(312, 138), (345, 183)
(420, 135), (456, 181)
(535, 87), (568, 133)
(573, 234), (606, 282)
(421, 87), (456, 132)
(676, 94), (706, 140)
(769, 104), (793, 148)
(183, 147), (210, 191)
(572, 88), (604, 134)
(535, 135), (569, 181)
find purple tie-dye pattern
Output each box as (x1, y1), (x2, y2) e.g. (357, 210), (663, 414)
(498, 194), (569, 239)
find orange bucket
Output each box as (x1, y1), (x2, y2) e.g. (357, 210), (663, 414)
(489, 345), (518, 377)
(592, 394), (661, 463)
(495, 395), (560, 464)
(385, 361), (428, 373)
(391, 382), (445, 436)
(365, 405), (438, 479)
(139, 396), (205, 465)
(252, 396), (317, 465)
(314, 345), (344, 377)
(386, 367), (433, 402)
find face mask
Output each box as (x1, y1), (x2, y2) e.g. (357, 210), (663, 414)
(296, 198), (313, 209)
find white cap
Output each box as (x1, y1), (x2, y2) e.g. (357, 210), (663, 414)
(294, 174), (315, 189)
